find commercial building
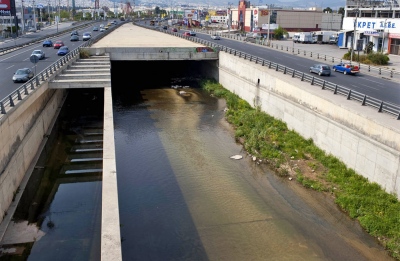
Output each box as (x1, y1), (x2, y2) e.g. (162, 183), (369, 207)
(343, 0), (400, 55)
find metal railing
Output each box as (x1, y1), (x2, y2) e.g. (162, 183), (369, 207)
(145, 23), (400, 120)
(0, 21), (125, 120)
(0, 21), (98, 56)
(197, 29), (399, 80)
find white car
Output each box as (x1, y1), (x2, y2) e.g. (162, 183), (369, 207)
(31, 50), (45, 60)
(82, 32), (91, 41)
(100, 27), (105, 32)
(211, 35), (221, 40)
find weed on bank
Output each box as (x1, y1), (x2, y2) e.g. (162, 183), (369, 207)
(201, 79), (400, 260)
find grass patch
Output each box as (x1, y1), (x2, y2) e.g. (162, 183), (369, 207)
(200, 79), (400, 260)
(79, 49), (91, 59)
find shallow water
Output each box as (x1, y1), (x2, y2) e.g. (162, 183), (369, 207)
(113, 86), (393, 261)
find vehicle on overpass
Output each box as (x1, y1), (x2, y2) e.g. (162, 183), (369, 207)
(309, 64), (331, 76)
(53, 40), (64, 49)
(42, 39), (53, 47)
(12, 68), (34, 83)
(31, 50), (45, 60)
(332, 63), (360, 75)
(211, 35), (221, 40)
(57, 46), (69, 56)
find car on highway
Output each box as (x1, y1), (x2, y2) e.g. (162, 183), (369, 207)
(171, 27), (177, 32)
(100, 27), (105, 32)
(71, 30), (79, 36)
(70, 35), (79, 41)
(162, 25), (168, 30)
(211, 35), (221, 40)
(57, 46), (69, 56)
(104, 25), (109, 30)
(53, 40), (64, 49)
(332, 63), (360, 75)
(93, 26), (99, 31)
(31, 50), (45, 60)
(28, 27), (37, 33)
(42, 39), (53, 47)
(12, 68), (34, 83)
(82, 32), (91, 41)
(309, 64), (331, 76)
(183, 31), (191, 37)
(189, 31), (196, 36)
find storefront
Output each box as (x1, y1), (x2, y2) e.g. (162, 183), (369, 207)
(389, 33), (400, 55)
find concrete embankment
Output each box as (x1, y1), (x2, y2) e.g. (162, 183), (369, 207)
(212, 51), (400, 197)
(0, 85), (66, 229)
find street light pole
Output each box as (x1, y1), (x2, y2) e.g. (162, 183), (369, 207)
(382, 18), (387, 53)
(266, 7), (270, 46)
(350, 9), (359, 63)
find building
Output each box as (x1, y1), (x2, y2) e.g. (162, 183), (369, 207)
(229, 1), (341, 34)
(343, 0), (400, 55)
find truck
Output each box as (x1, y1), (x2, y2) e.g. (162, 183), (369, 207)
(293, 32), (313, 44)
(329, 34), (338, 44)
(314, 31), (337, 44)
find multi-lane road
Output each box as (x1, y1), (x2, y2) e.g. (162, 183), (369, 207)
(0, 21), (104, 99)
(1, 22), (399, 107)
(188, 30), (400, 107)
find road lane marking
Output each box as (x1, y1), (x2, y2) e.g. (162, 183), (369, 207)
(358, 77), (385, 85)
(352, 84), (379, 90)
(6, 65), (14, 69)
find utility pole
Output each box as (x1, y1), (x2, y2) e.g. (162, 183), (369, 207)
(350, 9), (359, 63)
(32, 0), (37, 30)
(21, 0), (25, 32)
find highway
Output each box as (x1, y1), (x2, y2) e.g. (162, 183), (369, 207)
(0, 21), (104, 99)
(189, 30), (400, 106)
(1, 22), (399, 107)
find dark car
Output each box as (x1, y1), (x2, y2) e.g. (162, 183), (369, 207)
(162, 25), (168, 30)
(53, 40), (64, 49)
(93, 26), (99, 31)
(171, 27), (177, 32)
(12, 68), (34, 83)
(57, 46), (69, 56)
(70, 35), (79, 41)
(71, 30), (79, 36)
(42, 39), (53, 47)
(309, 64), (331, 76)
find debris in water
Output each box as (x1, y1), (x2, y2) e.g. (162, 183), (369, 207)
(230, 155), (243, 160)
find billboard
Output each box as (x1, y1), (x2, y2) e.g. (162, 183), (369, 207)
(184, 9), (198, 20)
(0, 0), (11, 15)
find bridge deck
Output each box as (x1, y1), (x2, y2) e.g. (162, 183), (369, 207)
(92, 23), (203, 48)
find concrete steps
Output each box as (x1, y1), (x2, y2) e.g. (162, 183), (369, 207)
(50, 55), (111, 89)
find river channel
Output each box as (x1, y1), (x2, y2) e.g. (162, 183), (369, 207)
(112, 80), (393, 261)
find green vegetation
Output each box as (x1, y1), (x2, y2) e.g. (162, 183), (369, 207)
(79, 49), (91, 59)
(343, 50), (390, 65)
(273, 26), (287, 40)
(201, 79), (400, 260)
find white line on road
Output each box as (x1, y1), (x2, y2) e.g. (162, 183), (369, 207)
(352, 84), (379, 90)
(23, 58), (29, 61)
(358, 77), (385, 85)
(6, 65), (14, 69)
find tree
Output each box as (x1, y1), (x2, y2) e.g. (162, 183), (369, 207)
(338, 7), (345, 17)
(155, 6), (160, 15)
(273, 26), (287, 40)
(323, 7), (333, 13)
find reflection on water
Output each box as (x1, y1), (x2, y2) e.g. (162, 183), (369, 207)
(0, 89), (103, 260)
(113, 84), (393, 261)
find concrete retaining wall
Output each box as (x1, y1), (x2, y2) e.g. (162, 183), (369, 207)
(82, 47), (219, 61)
(217, 51), (400, 197)
(0, 83), (66, 224)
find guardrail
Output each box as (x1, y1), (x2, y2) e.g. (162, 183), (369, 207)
(0, 21), (125, 120)
(0, 21), (98, 56)
(145, 24), (400, 120)
(196, 29), (399, 80)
